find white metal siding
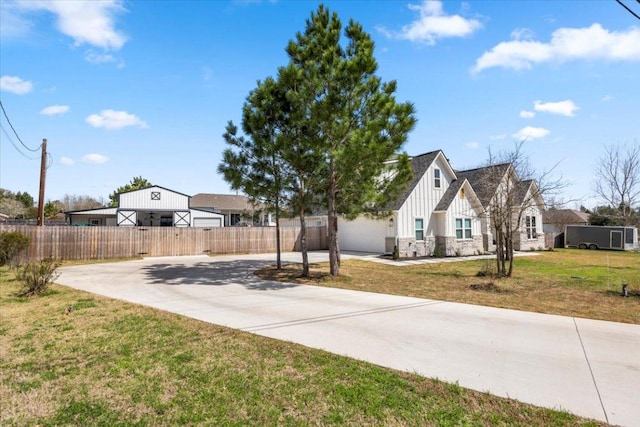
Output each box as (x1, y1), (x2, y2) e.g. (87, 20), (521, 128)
(193, 217), (222, 227)
(189, 209), (224, 227)
(119, 187), (190, 210)
(397, 155), (455, 238)
(338, 216), (387, 253)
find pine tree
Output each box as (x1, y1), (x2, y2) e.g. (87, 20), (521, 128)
(285, 5), (416, 275)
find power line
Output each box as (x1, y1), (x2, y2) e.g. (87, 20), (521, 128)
(0, 99), (41, 152)
(615, 0), (640, 20)
(0, 122), (38, 160)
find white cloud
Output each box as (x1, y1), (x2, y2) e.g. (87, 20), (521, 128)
(510, 27), (534, 40)
(84, 50), (116, 64)
(489, 133), (507, 140)
(602, 95), (614, 101)
(473, 23), (640, 73)
(534, 100), (579, 117)
(82, 153), (109, 164)
(520, 110), (535, 119)
(377, 0), (482, 45)
(40, 105), (70, 116)
(512, 126), (550, 141)
(0, 1), (32, 38)
(0, 75), (33, 94)
(60, 156), (74, 165)
(85, 109), (148, 130)
(15, 0), (128, 50)
(465, 141), (479, 149)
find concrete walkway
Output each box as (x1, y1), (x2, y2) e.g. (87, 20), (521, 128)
(57, 253), (640, 426)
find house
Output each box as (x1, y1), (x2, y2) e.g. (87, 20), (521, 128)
(190, 193), (275, 226)
(542, 208), (590, 248)
(0, 212), (8, 222)
(66, 186), (224, 227)
(542, 208), (590, 234)
(338, 150), (546, 258)
(339, 150), (486, 257)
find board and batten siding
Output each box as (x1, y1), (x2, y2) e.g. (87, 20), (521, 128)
(396, 155), (454, 239)
(119, 186), (189, 211)
(442, 184), (482, 237)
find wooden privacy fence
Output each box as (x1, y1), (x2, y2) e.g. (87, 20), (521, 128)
(1, 225), (327, 262)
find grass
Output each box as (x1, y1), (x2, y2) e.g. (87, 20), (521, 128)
(0, 267), (603, 426)
(256, 249), (640, 324)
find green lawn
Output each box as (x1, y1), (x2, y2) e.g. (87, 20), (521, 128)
(0, 266), (603, 426)
(257, 249), (640, 324)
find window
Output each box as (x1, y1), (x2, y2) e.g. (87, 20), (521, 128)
(151, 191), (161, 200)
(455, 218), (472, 239)
(415, 218), (424, 241)
(434, 168), (441, 188)
(460, 188), (465, 199)
(526, 215), (537, 239)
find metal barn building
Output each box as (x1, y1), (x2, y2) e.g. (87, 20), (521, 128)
(66, 186), (224, 227)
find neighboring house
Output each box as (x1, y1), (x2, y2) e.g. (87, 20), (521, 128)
(542, 208), (590, 248)
(0, 212), (8, 222)
(542, 208), (590, 234)
(339, 150), (485, 257)
(190, 193), (275, 226)
(338, 150), (546, 258)
(66, 186), (224, 227)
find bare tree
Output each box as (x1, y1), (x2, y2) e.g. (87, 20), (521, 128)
(58, 194), (107, 212)
(593, 142), (640, 226)
(468, 141), (566, 277)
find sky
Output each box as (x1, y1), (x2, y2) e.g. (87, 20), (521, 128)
(1, 0), (639, 209)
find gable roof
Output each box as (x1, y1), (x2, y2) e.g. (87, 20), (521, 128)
(455, 163), (512, 207)
(391, 150), (451, 210)
(117, 185), (191, 200)
(190, 193), (263, 211)
(543, 208), (590, 225)
(433, 178), (483, 213)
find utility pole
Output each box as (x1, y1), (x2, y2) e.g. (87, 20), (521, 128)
(37, 138), (47, 226)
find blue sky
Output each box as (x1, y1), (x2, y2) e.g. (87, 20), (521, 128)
(1, 0), (638, 208)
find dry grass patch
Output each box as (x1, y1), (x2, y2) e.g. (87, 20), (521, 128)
(256, 249), (640, 324)
(0, 267), (602, 426)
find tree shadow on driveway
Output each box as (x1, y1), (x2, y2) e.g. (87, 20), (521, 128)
(141, 259), (299, 291)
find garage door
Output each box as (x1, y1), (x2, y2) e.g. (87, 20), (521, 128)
(193, 218), (222, 227)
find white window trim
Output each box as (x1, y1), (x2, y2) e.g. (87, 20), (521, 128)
(455, 217), (473, 240)
(525, 215), (538, 240)
(415, 217), (424, 241)
(434, 168), (441, 189)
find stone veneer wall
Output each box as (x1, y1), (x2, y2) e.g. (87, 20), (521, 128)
(396, 237), (436, 258)
(436, 236), (484, 256)
(515, 233), (546, 251)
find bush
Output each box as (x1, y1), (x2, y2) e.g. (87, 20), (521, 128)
(15, 258), (61, 297)
(0, 231), (31, 267)
(476, 260), (495, 277)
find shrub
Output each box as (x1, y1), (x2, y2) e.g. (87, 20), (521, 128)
(476, 260), (495, 277)
(392, 245), (399, 261)
(0, 231), (31, 267)
(15, 258), (61, 297)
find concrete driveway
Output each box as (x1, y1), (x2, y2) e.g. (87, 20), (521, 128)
(57, 253), (640, 427)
